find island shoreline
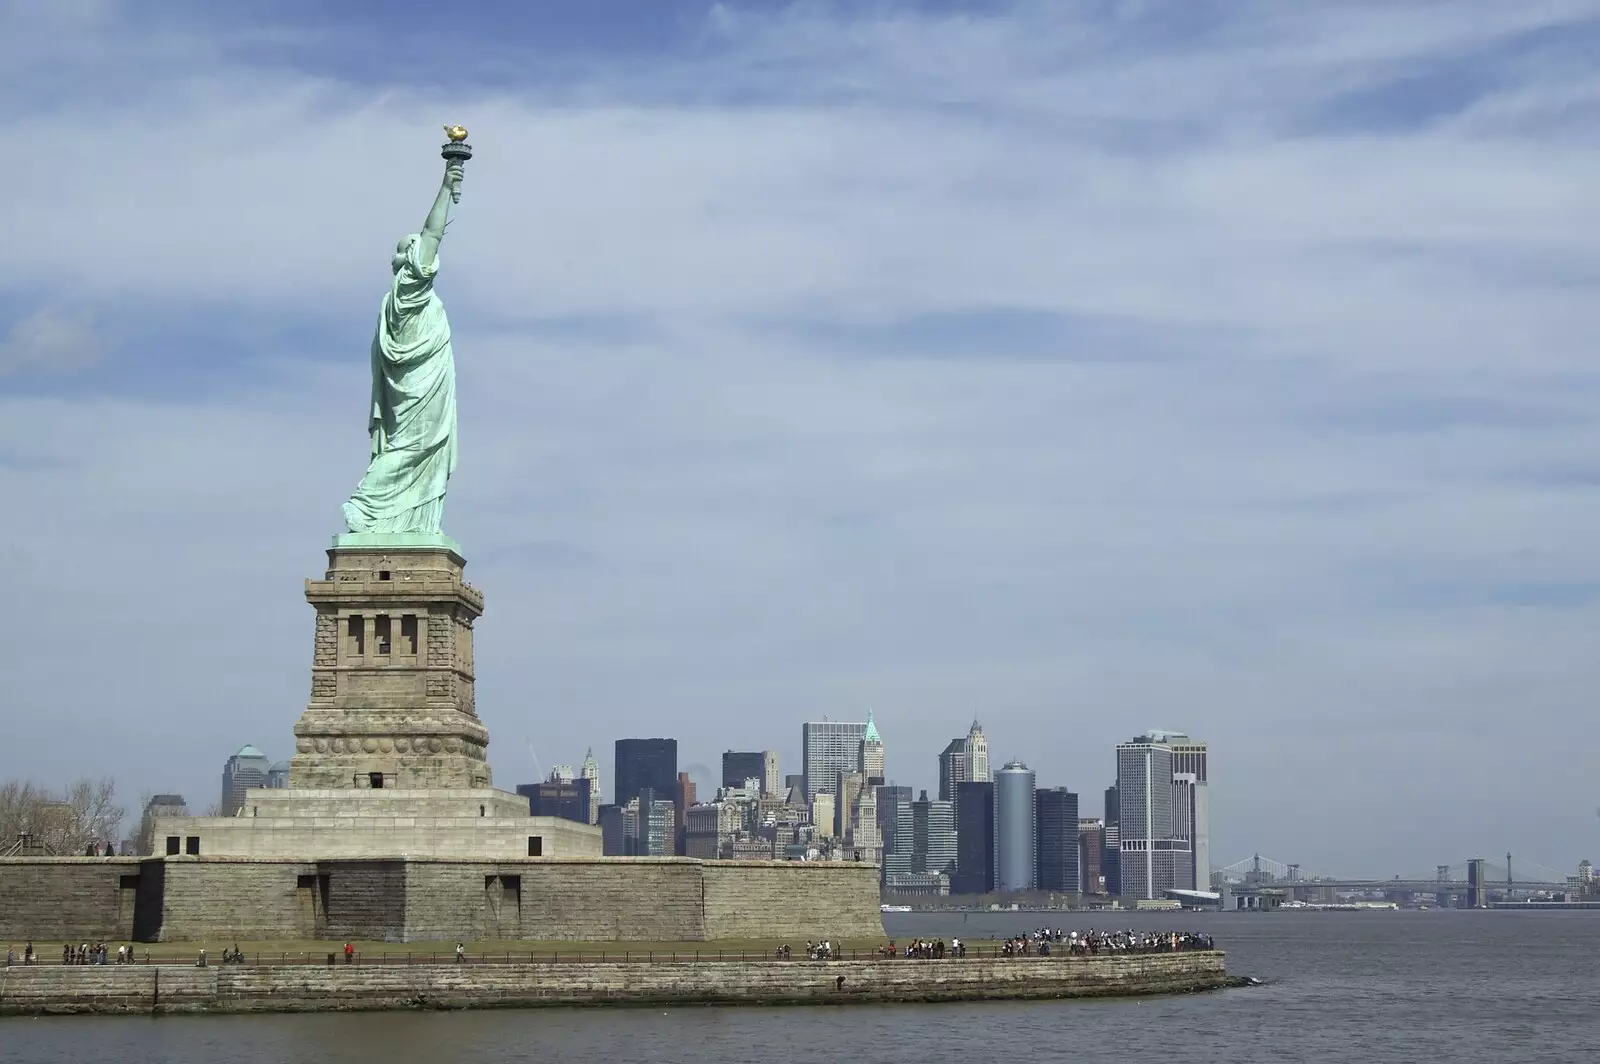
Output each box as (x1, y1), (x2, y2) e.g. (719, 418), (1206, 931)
(0, 951), (1232, 1016)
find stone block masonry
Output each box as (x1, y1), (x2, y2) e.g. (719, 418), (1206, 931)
(0, 858), (144, 942)
(0, 952), (1232, 1015)
(0, 856), (885, 944)
(291, 545), (491, 791)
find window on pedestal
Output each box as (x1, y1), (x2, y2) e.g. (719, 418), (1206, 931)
(400, 615), (418, 655)
(375, 615), (391, 655)
(346, 615), (365, 657)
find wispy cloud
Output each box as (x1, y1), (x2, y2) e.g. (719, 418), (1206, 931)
(0, 308), (101, 377)
(1, 0), (1597, 873)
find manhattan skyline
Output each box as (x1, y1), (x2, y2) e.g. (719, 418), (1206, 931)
(1, 1), (1597, 876)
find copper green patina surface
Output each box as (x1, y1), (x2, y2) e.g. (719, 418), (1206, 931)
(341, 155), (466, 538)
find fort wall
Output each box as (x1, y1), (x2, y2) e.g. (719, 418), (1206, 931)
(0, 857), (885, 943)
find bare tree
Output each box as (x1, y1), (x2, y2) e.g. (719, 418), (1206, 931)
(0, 780), (43, 847)
(0, 777), (125, 855)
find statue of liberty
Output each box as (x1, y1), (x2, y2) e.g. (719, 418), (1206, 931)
(342, 136), (470, 535)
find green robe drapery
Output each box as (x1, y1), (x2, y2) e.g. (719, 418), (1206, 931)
(342, 235), (459, 534)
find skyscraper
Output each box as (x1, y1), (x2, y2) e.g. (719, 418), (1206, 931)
(581, 747), (602, 824)
(937, 738), (967, 802)
(885, 789), (957, 879)
(994, 760), (1036, 893)
(964, 722), (990, 785)
(1165, 734), (1210, 889)
(614, 738), (677, 807)
(517, 778), (592, 824)
(138, 794), (187, 855)
(1103, 784), (1121, 895)
(953, 780), (995, 895)
(220, 745), (270, 816)
(761, 751), (780, 798)
(675, 772), (696, 856)
(801, 721), (867, 800)
(1079, 818), (1105, 894)
(875, 784), (913, 874)
(622, 792), (676, 856)
(845, 780), (881, 863)
(937, 721), (991, 802)
(1115, 734), (1191, 900)
(1168, 734), (1208, 782)
(721, 751), (779, 796)
(1034, 787), (1080, 894)
(835, 771), (866, 838)
(860, 710), (885, 785)
(1172, 772), (1208, 891)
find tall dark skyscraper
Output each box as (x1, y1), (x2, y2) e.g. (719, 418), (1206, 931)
(953, 780), (995, 895)
(1103, 784), (1121, 895)
(1034, 787), (1080, 893)
(875, 784), (913, 877)
(516, 778), (591, 824)
(614, 738), (678, 807)
(938, 738), (966, 802)
(720, 750), (779, 796)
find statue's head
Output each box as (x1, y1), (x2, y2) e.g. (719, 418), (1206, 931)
(392, 234), (419, 274)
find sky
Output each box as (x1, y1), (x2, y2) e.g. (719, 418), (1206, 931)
(1, 0), (1598, 879)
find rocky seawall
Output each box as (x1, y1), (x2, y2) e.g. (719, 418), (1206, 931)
(0, 952), (1232, 1015)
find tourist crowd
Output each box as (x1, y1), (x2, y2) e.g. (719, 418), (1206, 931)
(766, 929), (1215, 961)
(999, 928), (1216, 956)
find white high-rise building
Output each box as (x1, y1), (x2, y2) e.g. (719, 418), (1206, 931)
(1115, 732), (1201, 900)
(802, 720), (867, 800)
(1161, 732), (1209, 891)
(845, 783), (881, 865)
(581, 747), (601, 825)
(963, 721), (990, 784)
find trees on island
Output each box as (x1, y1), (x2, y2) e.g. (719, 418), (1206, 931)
(0, 776), (125, 856)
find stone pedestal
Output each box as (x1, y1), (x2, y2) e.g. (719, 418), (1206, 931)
(290, 535), (490, 790)
(167, 533), (604, 862)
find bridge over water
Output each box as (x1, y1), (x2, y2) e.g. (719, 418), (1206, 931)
(1214, 853), (1572, 893)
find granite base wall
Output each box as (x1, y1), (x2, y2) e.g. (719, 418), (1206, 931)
(0, 952), (1230, 1014)
(0, 857), (885, 943)
(0, 859), (145, 942)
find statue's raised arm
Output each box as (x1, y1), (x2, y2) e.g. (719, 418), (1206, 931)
(417, 159), (463, 264)
(341, 146), (466, 538)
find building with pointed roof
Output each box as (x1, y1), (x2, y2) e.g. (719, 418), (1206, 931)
(581, 747), (601, 824)
(860, 709), (885, 785)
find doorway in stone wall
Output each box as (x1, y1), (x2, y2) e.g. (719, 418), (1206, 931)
(481, 874), (521, 939)
(297, 873), (330, 937)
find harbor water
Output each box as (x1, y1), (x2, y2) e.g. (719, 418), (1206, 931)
(0, 909), (1591, 1062)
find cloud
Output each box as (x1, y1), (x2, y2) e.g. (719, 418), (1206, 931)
(0, 308), (101, 376)
(0, 1), (1597, 875)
